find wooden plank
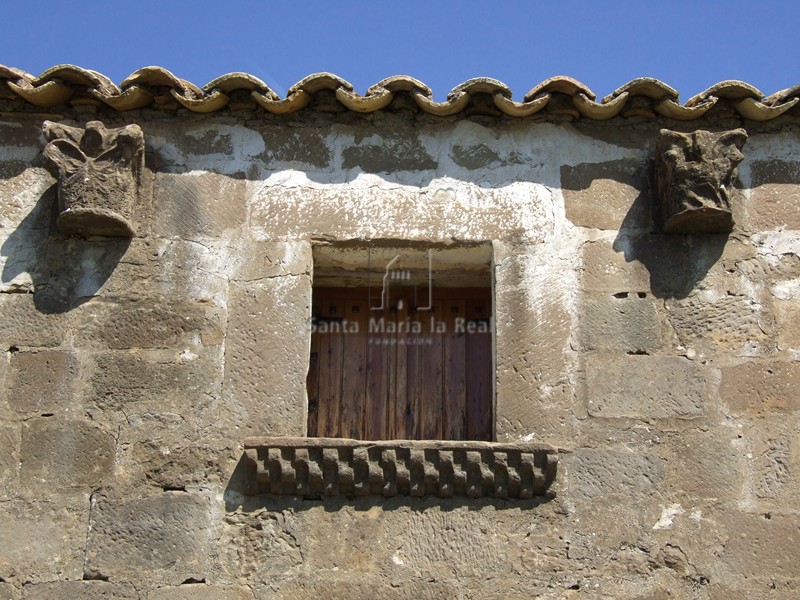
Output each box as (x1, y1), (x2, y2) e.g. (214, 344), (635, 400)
(306, 321), (320, 436)
(365, 305), (389, 440)
(394, 294), (413, 439)
(340, 298), (367, 439)
(317, 298), (343, 438)
(420, 302), (444, 440)
(465, 298), (492, 441)
(386, 303), (400, 439)
(443, 298), (466, 440)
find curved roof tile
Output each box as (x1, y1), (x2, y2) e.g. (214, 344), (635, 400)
(0, 64), (798, 122)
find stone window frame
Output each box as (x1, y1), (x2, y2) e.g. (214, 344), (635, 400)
(242, 241), (559, 500)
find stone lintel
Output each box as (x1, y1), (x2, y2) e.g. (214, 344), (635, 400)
(242, 437), (558, 500)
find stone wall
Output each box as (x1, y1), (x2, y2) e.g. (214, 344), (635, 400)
(0, 104), (799, 598)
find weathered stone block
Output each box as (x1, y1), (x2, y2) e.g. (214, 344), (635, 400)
(85, 492), (209, 585)
(218, 511), (303, 583)
(561, 159), (649, 231)
(0, 499), (87, 583)
(5, 349), (78, 414)
(119, 428), (236, 491)
(667, 293), (772, 354)
(658, 428), (745, 502)
(20, 418), (115, 491)
(269, 579), (458, 600)
(567, 448), (665, 499)
(229, 240), (311, 282)
(223, 277), (310, 437)
(745, 159), (800, 231)
(0, 582), (17, 600)
(775, 300), (800, 351)
(76, 299), (224, 349)
(0, 424), (19, 499)
(153, 172), (248, 239)
(249, 182), (552, 243)
(584, 354), (707, 419)
(720, 361), (800, 415)
(720, 512), (800, 578)
(89, 349), (221, 414)
(580, 239), (651, 294)
(495, 247), (576, 439)
(0, 166), (54, 231)
(147, 584), (253, 600)
(0, 294), (68, 348)
(578, 292), (665, 353)
(20, 581), (139, 599)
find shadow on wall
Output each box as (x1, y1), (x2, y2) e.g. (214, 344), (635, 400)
(560, 157), (727, 300)
(1, 184), (130, 314)
(612, 186), (728, 300)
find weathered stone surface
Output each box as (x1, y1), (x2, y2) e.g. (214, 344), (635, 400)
(0, 498), (87, 583)
(580, 238), (653, 294)
(745, 159), (800, 231)
(249, 183), (552, 243)
(0, 424), (19, 498)
(5, 349), (78, 414)
(147, 585), (253, 600)
(667, 292), (772, 355)
(0, 582), (17, 600)
(76, 299), (224, 349)
(561, 159), (650, 231)
(229, 240), (311, 283)
(242, 437), (557, 499)
(720, 512), (800, 578)
(85, 492), (209, 584)
(658, 428), (745, 501)
(720, 361), (800, 414)
(223, 277), (310, 437)
(20, 418), (115, 491)
(20, 581), (140, 599)
(655, 128), (747, 233)
(342, 130), (437, 172)
(119, 423), (237, 491)
(584, 354), (707, 419)
(89, 349), (221, 414)
(153, 172), (248, 240)
(567, 448), (665, 499)
(42, 120), (144, 237)
(218, 510), (303, 584)
(268, 579), (459, 600)
(0, 294), (68, 348)
(578, 292), (665, 353)
(495, 246), (576, 443)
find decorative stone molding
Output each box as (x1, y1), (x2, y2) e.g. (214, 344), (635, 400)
(42, 120), (144, 237)
(655, 128), (748, 234)
(242, 437), (558, 499)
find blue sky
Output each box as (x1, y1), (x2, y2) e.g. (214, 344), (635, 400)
(1, 1), (798, 101)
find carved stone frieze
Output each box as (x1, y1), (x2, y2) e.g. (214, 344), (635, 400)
(42, 120), (144, 237)
(655, 128), (748, 234)
(242, 437), (558, 499)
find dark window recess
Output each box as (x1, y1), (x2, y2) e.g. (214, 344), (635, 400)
(307, 287), (492, 441)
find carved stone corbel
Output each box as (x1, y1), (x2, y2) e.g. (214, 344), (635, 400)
(42, 120), (144, 237)
(655, 128), (748, 234)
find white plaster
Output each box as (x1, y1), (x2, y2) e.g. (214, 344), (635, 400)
(652, 504), (684, 530)
(148, 123), (266, 175)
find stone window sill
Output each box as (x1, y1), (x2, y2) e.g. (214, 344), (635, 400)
(242, 437), (558, 500)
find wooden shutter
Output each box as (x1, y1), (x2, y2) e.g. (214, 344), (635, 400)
(307, 287), (492, 441)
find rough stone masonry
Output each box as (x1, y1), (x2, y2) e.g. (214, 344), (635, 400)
(0, 67), (799, 598)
